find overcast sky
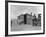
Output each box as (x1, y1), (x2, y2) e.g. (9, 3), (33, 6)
(10, 5), (43, 19)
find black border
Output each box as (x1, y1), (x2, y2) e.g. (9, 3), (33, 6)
(5, 1), (45, 36)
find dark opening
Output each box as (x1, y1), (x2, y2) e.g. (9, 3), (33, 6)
(24, 14), (27, 24)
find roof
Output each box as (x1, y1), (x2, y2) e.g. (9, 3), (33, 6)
(18, 13), (32, 19)
(17, 14), (24, 19)
(24, 13), (32, 16)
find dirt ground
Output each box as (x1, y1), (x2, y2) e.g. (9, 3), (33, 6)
(11, 20), (41, 31)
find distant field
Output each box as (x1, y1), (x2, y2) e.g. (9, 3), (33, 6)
(11, 19), (41, 31)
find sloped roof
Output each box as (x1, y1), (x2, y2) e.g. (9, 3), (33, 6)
(18, 13), (32, 19)
(24, 13), (32, 16)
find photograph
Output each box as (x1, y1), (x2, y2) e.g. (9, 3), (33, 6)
(5, 1), (45, 36)
(10, 4), (42, 31)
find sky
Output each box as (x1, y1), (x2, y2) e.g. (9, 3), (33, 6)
(10, 5), (43, 19)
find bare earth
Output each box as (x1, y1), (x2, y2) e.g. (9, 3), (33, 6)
(11, 20), (41, 31)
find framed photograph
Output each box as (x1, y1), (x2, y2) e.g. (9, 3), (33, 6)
(5, 1), (45, 36)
